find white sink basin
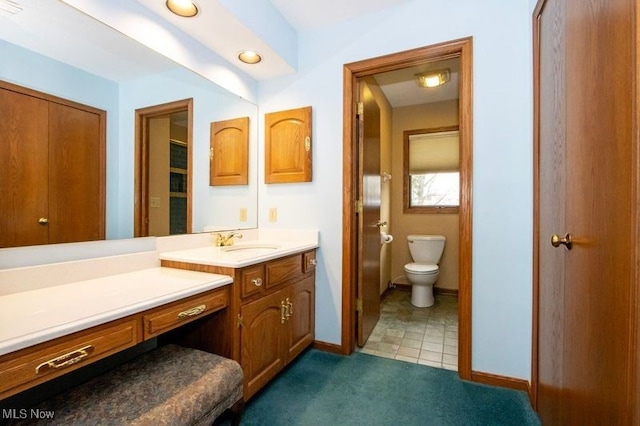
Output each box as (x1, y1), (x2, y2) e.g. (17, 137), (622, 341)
(220, 244), (280, 252)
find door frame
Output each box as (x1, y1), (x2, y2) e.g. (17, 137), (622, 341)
(341, 37), (474, 381)
(134, 98), (193, 237)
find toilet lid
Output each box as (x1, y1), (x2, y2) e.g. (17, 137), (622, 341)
(404, 263), (438, 274)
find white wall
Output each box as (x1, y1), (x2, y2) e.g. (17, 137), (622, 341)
(258, 0), (533, 380)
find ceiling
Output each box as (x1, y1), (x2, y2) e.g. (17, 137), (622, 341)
(0, 0), (458, 106)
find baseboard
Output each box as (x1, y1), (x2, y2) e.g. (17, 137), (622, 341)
(470, 370), (530, 394)
(313, 340), (345, 355)
(434, 287), (459, 296)
(390, 283), (459, 297)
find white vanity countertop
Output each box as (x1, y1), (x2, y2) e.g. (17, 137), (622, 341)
(0, 267), (232, 356)
(159, 239), (319, 268)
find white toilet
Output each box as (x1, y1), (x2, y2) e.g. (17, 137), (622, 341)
(404, 235), (446, 307)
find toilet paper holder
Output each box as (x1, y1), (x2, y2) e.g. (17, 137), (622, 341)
(380, 232), (393, 244)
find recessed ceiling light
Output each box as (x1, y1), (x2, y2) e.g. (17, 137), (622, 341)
(238, 51), (262, 65)
(166, 0), (198, 18)
(416, 69), (451, 88)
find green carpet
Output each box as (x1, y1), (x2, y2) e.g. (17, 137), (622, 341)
(241, 349), (540, 426)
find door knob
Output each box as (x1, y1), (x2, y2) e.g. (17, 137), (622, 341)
(551, 233), (572, 250)
(375, 220), (387, 228)
(38, 217), (49, 225)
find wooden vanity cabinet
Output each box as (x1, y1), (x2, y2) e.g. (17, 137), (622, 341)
(161, 249), (316, 400)
(241, 274), (314, 398)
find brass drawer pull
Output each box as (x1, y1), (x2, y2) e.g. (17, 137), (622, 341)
(35, 345), (94, 374)
(178, 304), (206, 319)
(251, 278), (263, 287)
(286, 298), (293, 318)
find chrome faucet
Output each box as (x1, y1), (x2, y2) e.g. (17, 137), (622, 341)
(215, 232), (243, 247)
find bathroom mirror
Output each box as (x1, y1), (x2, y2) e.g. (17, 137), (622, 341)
(0, 0), (258, 242)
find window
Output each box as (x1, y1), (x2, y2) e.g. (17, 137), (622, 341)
(404, 127), (460, 213)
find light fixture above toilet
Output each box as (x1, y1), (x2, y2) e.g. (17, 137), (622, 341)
(415, 69), (451, 88)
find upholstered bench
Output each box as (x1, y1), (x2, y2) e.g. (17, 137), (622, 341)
(14, 345), (243, 425)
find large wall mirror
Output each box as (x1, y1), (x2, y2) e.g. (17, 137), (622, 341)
(0, 0), (258, 245)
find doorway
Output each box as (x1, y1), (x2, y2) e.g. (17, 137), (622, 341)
(342, 38), (473, 380)
(134, 98), (193, 237)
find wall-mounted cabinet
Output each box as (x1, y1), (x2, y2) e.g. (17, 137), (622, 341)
(265, 106), (312, 183)
(210, 117), (249, 186)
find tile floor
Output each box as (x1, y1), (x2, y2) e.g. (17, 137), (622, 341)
(359, 286), (458, 371)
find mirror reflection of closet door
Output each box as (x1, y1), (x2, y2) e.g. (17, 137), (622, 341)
(0, 82), (105, 248)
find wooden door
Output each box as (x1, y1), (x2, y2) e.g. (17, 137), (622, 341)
(241, 290), (286, 399)
(535, 0), (566, 420)
(0, 87), (49, 247)
(48, 102), (105, 244)
(285, 276), (315, 362)
(210, 116), (249, 186)
(535, 0), (637, 422)
(264, 106), (312, 183)
(356, 82), (381, 346)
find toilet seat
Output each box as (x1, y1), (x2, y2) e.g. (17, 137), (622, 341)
(404, 263), (438, 274)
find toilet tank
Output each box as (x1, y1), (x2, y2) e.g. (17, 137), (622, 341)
(407, 235), (446, 264)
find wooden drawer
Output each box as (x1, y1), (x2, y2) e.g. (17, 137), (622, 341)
(265, 254), (303, 290)
(303, 250), (317, 273)
(0, 317), (139, 400)
(143, 288), (227, 339)
(241, 264), (265, 299)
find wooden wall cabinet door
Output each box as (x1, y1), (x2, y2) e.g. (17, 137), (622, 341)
(265, 106), (312, 183)
(209, 117), (249, 186)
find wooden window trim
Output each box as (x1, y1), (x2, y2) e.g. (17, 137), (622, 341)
(403, 125), (460, 214)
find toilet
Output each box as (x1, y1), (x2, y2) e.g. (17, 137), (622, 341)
(404, 235), (446, 307)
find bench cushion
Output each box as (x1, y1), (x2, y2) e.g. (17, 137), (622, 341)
(25, 345), (243, 425)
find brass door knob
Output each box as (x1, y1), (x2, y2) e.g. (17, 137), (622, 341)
(38, 217), (49, 225)
(551, 233), (572, 250)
